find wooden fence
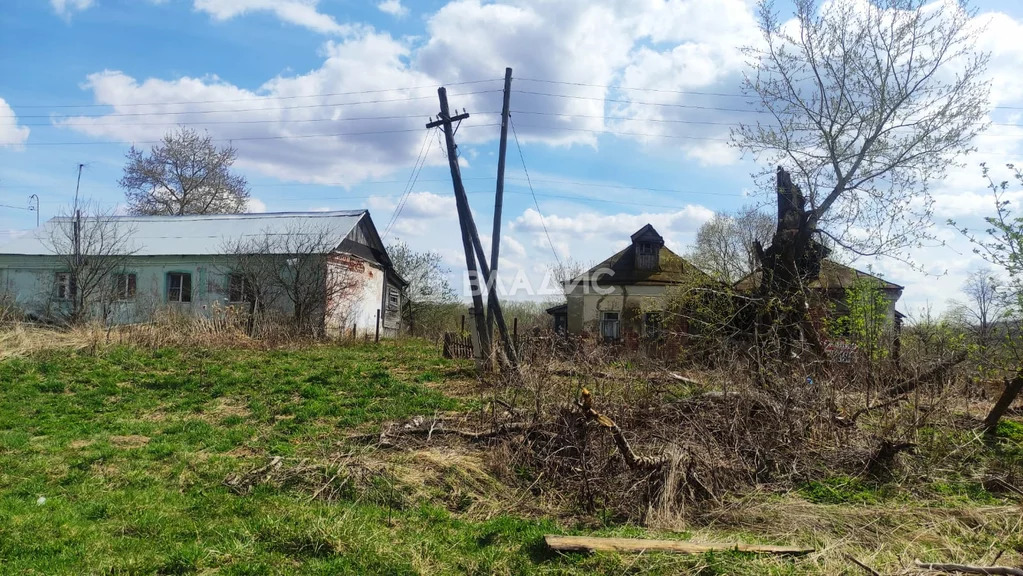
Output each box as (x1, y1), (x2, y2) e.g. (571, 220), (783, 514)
(442, 332), (474, 359)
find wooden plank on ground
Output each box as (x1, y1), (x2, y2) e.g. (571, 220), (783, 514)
(543, 535), (813, 555)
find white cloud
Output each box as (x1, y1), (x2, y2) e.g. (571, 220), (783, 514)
(510, 205), (714, 261)
(192, 0), (351, 35)
(51, 0), (93, 19)
(377, 0), (408, 17)
(57, 30), (441, 186)
(245, 197), (268, 213)
(0, 98), (30, 148)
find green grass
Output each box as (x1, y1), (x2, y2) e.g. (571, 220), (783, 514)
(798, 476), (886, 505)
(0, 339), (810, 575)
(0, 338), (1018, 574)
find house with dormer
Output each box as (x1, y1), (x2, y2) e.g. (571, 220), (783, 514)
(548, 224), (712, 340)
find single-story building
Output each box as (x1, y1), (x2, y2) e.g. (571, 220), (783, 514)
(0, 210), (405, 337)
(733, 259), (904, 323)
(552, 224), (712, 341)
(547, 223), (905, 343)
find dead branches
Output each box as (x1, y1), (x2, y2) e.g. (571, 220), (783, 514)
(543, 534), (812, 555)
(885, 350), (968, 397)
(914, 560), (1023, 575)
(576, 387), (668, 471)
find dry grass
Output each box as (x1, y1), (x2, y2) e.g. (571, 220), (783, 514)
(0, 323), (99, 360)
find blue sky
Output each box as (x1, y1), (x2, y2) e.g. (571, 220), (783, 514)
(3, 0), (1023, 313)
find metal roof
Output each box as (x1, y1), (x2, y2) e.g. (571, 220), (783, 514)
(0, 211), (367, 256)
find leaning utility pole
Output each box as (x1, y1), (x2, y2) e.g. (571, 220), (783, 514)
(427, 87), (519, 369)
(428, 89), (492, 361)
(486, 67), (513, 344)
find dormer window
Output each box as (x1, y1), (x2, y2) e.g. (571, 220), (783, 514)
(631, 224), (665, 271)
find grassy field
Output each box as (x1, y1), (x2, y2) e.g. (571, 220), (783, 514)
(0, 338), (1020, 574)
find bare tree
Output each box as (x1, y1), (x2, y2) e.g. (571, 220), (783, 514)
(119, 127), (249, 216)
(687, 206), (774, 283)
(386, 240), (456, 335)
(948, 268), (1004, 345)
(733, 0), (989, 349)
(223, 224), (363, 334)
(44, 203), (137, 324)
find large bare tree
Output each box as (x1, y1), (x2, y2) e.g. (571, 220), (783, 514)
(386, 240), (456, 335)
(687, 206), (775, 283)
(222, 224), (363, 334)
(948, 267), (1004, 345)
(44, 203), (137, 324)
(119, 127), (249, 215)
(733, 0), (989, 348)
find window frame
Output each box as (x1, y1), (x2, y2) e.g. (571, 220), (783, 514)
(600, 311), (620, 342)
(227, 272), (253, 304)
(55, 272), (76, 301)
(643, 311), (663, 339)
(637, 242), (657, 256)
(166, 272), (192, 303)
(387, 286), (400, 310)
(113, 272), (137, 301)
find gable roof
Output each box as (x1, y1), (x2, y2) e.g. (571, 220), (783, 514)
(573, 225), (709, 286)
(630, 223), (664, 245)
(733, 259), (903, 292)
(0, 211), (367, 257)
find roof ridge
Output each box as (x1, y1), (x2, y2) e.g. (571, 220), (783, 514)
(46, 210), (367, 223)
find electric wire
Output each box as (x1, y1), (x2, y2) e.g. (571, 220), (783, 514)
(509, 116), (561, 267)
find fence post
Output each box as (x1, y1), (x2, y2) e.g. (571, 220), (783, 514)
(460, 314), (465, 334)
(375, 309), (380, 343)
(443, 332), (452, 358)
(513, 317), (518, 350)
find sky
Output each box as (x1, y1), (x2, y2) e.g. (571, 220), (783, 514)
(3, 0), (1023, 316)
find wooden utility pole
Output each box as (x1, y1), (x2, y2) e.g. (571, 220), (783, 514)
(487, 67), (513, 343)
(428, 88), (492, 360)
(427, 87), (519, 369)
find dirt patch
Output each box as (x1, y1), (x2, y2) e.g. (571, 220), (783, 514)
(226, 445), (262, 458)
(69, 439), (93, 449)
(204, 397), (251, 421)
(109, 435), (150, 448)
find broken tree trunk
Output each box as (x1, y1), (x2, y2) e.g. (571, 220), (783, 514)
(983, 369), (1023, 434)
(755, 167), (829, 355)
(577, 388), (668, 470)
(884, 350), (968, 397)
(543, 535), (812, 555)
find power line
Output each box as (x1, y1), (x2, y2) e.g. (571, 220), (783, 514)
(18, 112), (503, 128)
(516, 77), (748, 98)
(510, 116), (561, 267)
(383, 130), (433, 238)
(513, 89), (765, 114)
(516, 77), (1023, 112)
(14, 123), (501, 147)
(512, 122), (731, 142)
(0, 203), (32, 211)
(4, 90), (502, 120)
(7, 79), (505, 109)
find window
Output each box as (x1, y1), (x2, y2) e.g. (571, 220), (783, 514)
(387, 286), (400, 310)
(600, 311), (620, 341)
(553, 314), (568, 334)
(167, 272), (192, 303)
(56, 272), (76, 301)
(228, 273), (252, 303)
(113, 273), (136, 300)
(638, 242), (657, 256)
(643, 312), (662, 339)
